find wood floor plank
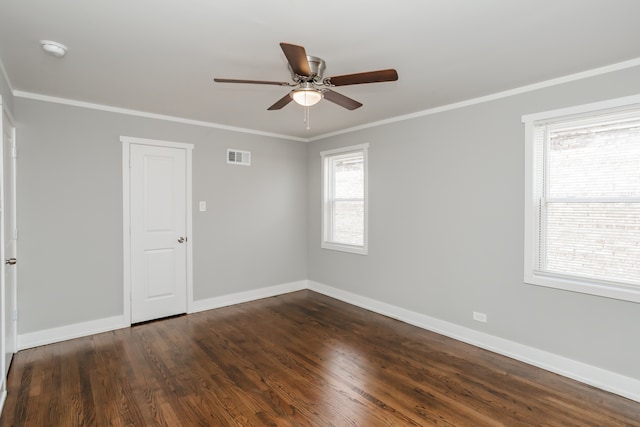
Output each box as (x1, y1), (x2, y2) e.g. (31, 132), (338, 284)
(1, 290), (638, 426)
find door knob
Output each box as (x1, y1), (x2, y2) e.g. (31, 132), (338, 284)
(5, 258), (16, 265)
(178, 237), (186, 243)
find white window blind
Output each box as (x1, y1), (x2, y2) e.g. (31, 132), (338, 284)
(331, 153), (365, 245)
(529, 104), (640, 295)
(321, 144), (369, 255)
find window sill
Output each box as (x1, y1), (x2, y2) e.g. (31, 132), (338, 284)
(525, 271), (640, 304)
(321, 242), (368, 256)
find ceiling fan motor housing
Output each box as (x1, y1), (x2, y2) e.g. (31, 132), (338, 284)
(289, 55), (326, 82)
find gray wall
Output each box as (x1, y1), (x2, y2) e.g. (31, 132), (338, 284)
(15, 98), (308, 333)
(307, 66), (640, 380)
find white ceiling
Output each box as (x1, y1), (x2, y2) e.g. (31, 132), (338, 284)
(1, 1), (639, 140)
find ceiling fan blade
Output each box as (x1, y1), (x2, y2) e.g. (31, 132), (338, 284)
(327, 69), (398, 86)
(280, 43), (311, 77)
(323, 89), (363, 110)
(267, 92), (294, 110)
(214, 78), (292, 86)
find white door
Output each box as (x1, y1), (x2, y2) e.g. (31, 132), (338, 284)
(2, 110), (16, 375)
(130, 144), (187, 323)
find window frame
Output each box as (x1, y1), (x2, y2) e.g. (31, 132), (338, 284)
(320, 143), (369, 255)
(522, 94), (640, 303)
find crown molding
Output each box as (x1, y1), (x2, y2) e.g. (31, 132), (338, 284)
(13, 91), (308, 142)
(308, 57), (640, 142)
(11, 57), (640, 143)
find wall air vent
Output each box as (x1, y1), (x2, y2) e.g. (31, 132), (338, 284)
(227, 149), (251, 166)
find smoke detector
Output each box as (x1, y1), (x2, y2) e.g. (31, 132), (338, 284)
(40, 40), (68, 58)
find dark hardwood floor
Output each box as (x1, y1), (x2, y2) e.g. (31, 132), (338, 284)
(1, 290), (638, 426)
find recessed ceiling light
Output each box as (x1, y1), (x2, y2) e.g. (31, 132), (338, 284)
(40, 40), (68, 58)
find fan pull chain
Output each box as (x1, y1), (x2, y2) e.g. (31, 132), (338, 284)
(304, 106), (311, 130)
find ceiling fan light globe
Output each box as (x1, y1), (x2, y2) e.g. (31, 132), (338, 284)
(291, 89), (322, 106)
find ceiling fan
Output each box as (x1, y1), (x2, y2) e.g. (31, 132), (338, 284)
(214, 42), (398, 112)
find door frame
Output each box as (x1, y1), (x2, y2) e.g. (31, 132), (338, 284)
(2, 106), (17, 364)
(0, 97), (17, 407)
(121, 136), (194, 325)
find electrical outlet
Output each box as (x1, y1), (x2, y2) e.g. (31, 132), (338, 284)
(473, 311), (487, 323)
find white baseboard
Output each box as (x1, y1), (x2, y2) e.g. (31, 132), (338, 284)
(16, 281), (307, 351)
(0, 389), (6, 417)
(14, 279), (639, 404)
(17, 315), (129, 351)
(307, 280), (640, 403)
(189, 280), (307, 313)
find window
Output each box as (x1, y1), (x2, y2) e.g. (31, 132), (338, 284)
(321, 144), (368, 255)
(523, 95), (640, 303)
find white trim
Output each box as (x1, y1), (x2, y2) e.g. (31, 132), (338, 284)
(185, 146), (194, 314)
(1, 105), (18, 374)
(120, 135), (194, 150)
(122, 141), (132, 325)
(0, 96), (6, 391)
(544, 197), (640, 204)
(522, 93), (640, 123)
(0, 98), (18, 400)
(525, 272), (640, 304)
(17, 315), (128, 350)
(319, 143), (370, 157)
(121, 136), (194, 325)
(0, 389), (6, 417)
(189, 280), (307, 313)
(10, 123), (17, 358)
(14, 91), (307, 143)
(309, 58), (640, 142)
(306, 280), (640, 403)
(321, 242), (368, 256)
